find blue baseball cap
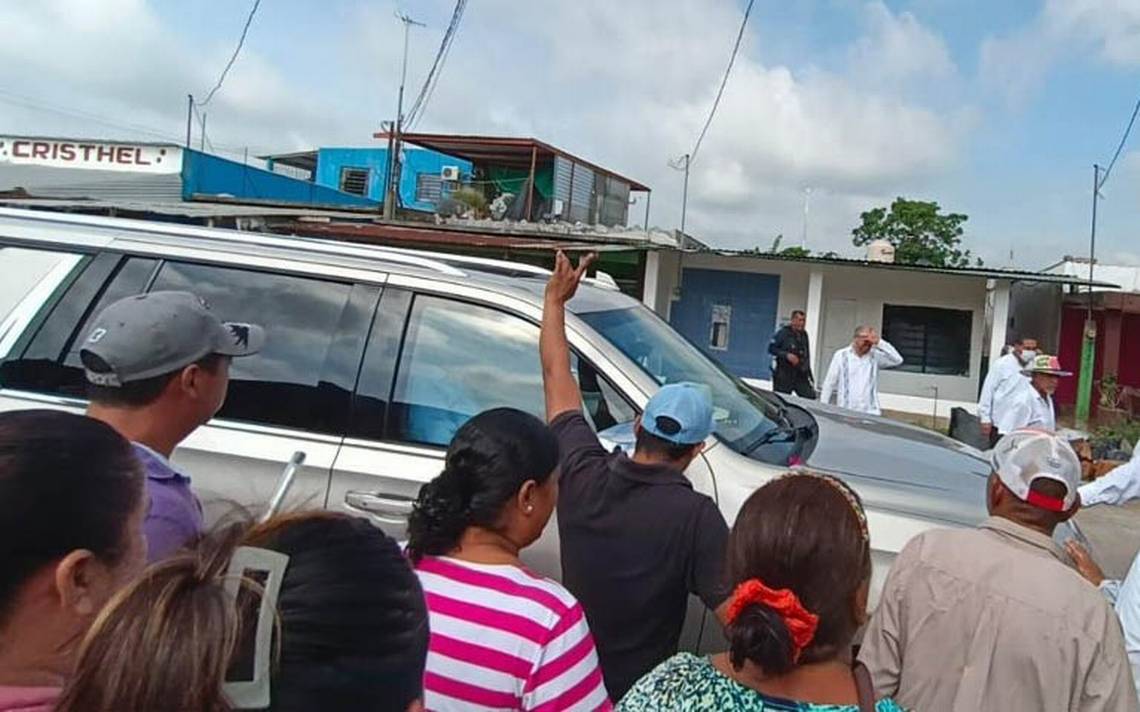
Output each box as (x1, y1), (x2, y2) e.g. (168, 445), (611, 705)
(641, 382), (716, 445)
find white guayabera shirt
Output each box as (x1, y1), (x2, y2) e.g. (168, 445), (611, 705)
(819, 340), (904, 416)
(978, 352), (1032, 426)
(995, 384), (1056, 435)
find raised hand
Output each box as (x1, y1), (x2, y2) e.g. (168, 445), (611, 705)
(545, 251), (597, 306)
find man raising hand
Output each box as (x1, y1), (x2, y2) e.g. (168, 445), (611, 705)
(540, 251), (731, 700)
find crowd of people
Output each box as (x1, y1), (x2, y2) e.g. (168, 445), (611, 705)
(0, 252), (1138, 711)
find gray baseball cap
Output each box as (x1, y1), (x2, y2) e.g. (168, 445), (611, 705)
(80, 291), (265, 387)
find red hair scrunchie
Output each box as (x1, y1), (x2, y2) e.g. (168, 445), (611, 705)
(726, 579), (820, 662)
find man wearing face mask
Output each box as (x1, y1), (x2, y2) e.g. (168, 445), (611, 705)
(978, 337), (1038, 447)
(818, 325), (903, 416)
(994, 354), (1070, 435)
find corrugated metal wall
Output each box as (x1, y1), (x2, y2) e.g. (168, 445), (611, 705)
(0, 165), (183, 202)
(553, 156), (573, 219)
(569, 163), (593, 224)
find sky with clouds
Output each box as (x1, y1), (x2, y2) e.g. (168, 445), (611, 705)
(1, 0), (1138, 267)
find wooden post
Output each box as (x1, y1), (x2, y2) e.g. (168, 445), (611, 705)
(524, 145), (537, 220)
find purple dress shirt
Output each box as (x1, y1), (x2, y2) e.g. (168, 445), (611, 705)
(133, 442), (204, 562)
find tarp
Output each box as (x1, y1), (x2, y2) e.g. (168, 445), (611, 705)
(489, 165), (553, 199)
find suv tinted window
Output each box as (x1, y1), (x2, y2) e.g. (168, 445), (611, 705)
(149, 262), (359, 434)
(1, 254), (156, 397)
(386, 294), (634, 447)
(63, 256), (159, 368)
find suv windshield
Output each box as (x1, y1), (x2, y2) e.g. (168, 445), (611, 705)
(577, 304), (785, 452)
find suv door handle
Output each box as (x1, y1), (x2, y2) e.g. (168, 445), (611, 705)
(344, 491), (415, 524)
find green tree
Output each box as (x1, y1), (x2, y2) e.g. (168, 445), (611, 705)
(852, 197), (979, 267)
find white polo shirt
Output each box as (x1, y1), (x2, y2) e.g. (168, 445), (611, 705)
(995, 385), (1055, 434)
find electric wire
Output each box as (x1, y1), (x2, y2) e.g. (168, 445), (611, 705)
(198, 0), (263, 108)
(687, 0), (756, 165)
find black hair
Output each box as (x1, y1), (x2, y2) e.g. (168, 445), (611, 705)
(57, 511), (429, 712)
(243, 513), (429, 712)
(634, 423), (700, 462)
(791, 310), (806, 319)
(83, 353), (225, 408)
(406, 408), (560, 563)
(0, 409), (144, 623)
(726, 474), (871, 675)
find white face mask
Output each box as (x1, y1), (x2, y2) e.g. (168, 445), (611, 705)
(1019, 349), (1037, 366)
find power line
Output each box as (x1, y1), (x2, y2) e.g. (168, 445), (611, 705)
(198, 0), (262, 108)
(404, 0), (467, 129)
(687, 0), (756, 165)
(0, 87), (272, 159)
(1098, 92), (1140, 191)
(0, 88), (182, 143)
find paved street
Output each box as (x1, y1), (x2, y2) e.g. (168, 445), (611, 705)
(1077, 501), (1140, 579)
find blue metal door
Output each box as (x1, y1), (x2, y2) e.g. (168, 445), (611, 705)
(669, 268), (780, 379)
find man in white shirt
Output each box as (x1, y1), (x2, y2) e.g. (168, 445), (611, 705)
(1067, 539), (1140, 704)
(994, 354), (1071, 434)
(819, 325), (904, 416)
(1079, 444), (1140, 508)
(978, 337), (1038, 447)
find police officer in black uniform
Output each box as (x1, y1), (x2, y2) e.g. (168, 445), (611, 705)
(768, 309), (816, 398)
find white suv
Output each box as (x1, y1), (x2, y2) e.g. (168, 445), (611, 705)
(0, 208), (1041, 650)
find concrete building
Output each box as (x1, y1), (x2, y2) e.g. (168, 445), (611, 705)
(644, 248), (1102, 420)
(1015, 257), (1140, 417)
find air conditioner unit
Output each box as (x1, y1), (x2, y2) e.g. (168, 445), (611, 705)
(440, 165), (460, 181)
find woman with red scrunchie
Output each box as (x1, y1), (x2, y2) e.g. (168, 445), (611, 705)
(617, 472), (906, 711)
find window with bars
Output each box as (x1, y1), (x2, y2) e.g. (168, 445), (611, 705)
(882, 305), (972, 376)
(416, 173), (443, 203)
(339, 167), (370, 196)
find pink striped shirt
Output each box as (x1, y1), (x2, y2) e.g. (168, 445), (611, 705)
(415, 556), (611, 711)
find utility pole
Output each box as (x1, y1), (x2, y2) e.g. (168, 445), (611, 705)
(678, 153), (691, 236)
(199, 111), (207, 152)
(1075, 164), (1101, 428)
(801, 187), (812, 249)
(384, 11), (425, 219)
(185, 95), (194, 148)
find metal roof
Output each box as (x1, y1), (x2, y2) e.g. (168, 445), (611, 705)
(374, 132), (651, 192)
(0, 197), (380, 220)
(275, 220), (650, 253)
(0, 207), (633, 306)
(259, 150), (318, 173)
(692, 248), (1121, 287)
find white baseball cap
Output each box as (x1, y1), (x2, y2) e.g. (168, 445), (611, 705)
(990, 429), (1081, 512)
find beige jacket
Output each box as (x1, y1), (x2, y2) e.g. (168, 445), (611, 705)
(859, 516), (1137, 712)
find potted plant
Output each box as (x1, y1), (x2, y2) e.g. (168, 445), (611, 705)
(1098, 374), (1128, 425)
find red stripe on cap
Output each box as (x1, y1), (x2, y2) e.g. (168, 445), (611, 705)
(1025, 489), (1066, 512)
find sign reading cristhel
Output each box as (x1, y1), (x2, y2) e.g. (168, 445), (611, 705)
(0, 137), (183, 174)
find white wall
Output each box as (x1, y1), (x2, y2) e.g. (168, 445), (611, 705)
(644, 252), (989, 404)
(816, 266), (987, 403)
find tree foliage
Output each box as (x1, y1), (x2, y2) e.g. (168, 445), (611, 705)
(852, 197), (979, 268)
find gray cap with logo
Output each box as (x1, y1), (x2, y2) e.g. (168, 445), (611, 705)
(80, 291), (265, 387)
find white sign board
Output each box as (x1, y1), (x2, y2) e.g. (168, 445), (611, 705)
(0, 137), (183, 174)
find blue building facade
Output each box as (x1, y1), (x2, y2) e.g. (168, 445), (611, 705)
(669, 268), (781, 380)
(183, 150), (380, 209)
(312, 147), (472, 213)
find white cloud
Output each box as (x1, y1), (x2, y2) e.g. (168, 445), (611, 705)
(0, 0), (969, 254)
(848, 1), (957, 88)
(981, 0), (1140, 104)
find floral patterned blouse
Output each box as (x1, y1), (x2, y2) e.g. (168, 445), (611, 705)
(617, 653), (906, 712)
